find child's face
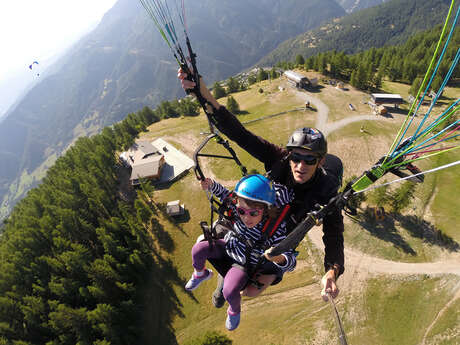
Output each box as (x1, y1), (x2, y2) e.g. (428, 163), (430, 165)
(236, 198), (264, 228)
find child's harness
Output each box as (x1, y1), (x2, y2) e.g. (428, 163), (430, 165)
(200, 193), (291, 289)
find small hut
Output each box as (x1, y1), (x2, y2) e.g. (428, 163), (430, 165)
(166, 200), (185, 216)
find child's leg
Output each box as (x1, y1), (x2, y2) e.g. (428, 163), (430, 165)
(191, 239), (226, 271)
(185, 239), (227, 291)
(222, 266), (248, 314)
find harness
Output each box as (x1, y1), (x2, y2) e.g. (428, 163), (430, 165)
(201, 196), (291, 289)
(244, 204), (291, 288)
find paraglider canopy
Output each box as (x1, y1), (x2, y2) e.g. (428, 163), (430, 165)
(28, 61), (40, 76)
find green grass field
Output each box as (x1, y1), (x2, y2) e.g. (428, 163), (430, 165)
(140, 76), (460, 344)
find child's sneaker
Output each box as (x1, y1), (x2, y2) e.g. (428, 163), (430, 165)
(225, 308), (240, 331)
(185, 269), (213, 291)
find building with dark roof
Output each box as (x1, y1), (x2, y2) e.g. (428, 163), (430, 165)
(125, 141), (165, 186)
(371, 93), (404, 105)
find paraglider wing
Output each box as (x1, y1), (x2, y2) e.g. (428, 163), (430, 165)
(28, 61), (40, 76)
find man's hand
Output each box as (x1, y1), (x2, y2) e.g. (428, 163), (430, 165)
(177, 68), (221, 110)
(177, 68), (196, 92)
(321, 269), (339, 301)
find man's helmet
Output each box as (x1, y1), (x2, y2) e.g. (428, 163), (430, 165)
(286, 127), (327, 157)
(234, 174), (275, 206)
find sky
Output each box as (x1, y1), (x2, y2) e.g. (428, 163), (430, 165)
(0, 0), (118, 84)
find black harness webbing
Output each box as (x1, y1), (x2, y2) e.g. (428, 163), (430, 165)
(245, 204), (291, 289)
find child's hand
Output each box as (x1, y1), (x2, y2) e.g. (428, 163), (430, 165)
(264, 249), (286, 265)
(200, 178), (213, 190)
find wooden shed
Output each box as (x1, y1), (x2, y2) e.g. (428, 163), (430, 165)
(166, 200), (185, 216)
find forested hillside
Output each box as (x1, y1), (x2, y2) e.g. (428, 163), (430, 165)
(258, 0), (455, 66)
(277, 25), (460, 95)
(0, 104), (186, 344)
(0, 0), (345, 221)
(336, 0), (388, 13)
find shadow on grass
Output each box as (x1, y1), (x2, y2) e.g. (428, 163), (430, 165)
(306, 85), (325, 93)
(357, 211), (416, 255)
(140, 212), (200, 344)
(236, 110), (250, 115)
(394, 213), (460, 252)
(141, 251), (197, 345)
(380, 112), (394, 119)
(156, 202), (189, 236)
(148, 216), (176, 252)
(354, 209), (460, 255)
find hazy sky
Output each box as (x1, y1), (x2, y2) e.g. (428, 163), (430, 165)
(0, 0), (118, 83)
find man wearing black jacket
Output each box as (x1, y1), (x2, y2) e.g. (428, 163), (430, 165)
(179, 71), (344, 306)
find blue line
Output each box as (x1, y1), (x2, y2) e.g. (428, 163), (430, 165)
(415, 98), (460, 139)
(413, 48), (460, 139)
(406, 118), (460, 154)
(410, 5), (460, 139)
(390, 4), (460, 157)
(408, 133), (460, 154)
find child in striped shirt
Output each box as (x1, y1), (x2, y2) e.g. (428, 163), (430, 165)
(185, 174), (296, 331)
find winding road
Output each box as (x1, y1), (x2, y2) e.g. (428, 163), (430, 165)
(298, 87), (460, 276)
(254, 89), (460, 342)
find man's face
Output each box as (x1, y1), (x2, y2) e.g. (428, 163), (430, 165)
(289, 148), (323, 184)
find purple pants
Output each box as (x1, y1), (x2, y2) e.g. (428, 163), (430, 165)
(191, 239), (247, 314)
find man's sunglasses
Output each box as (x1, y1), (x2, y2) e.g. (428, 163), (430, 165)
(236, 207), (262, 217)
(290, 152), (319, 165)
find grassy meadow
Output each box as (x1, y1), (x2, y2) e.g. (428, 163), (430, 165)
(140, 75), (460, 344)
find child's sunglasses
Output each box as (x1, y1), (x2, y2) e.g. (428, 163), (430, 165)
(290, 152), (319, 165)
(236, 207), (262, 217)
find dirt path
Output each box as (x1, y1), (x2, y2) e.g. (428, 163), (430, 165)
(308, 227), (460, 276)
(295, 89), (385, 135)
(322, 114), (386, 136)
(420, 281), (460, 345)
(311, 96), (329, 132)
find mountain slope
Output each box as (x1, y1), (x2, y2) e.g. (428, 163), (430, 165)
(336, 0), (388, 13)
(258, 0), (454, 65)
(0, 0), (345, 218)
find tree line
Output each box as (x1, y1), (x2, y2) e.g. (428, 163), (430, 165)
(276, 24), (459, 94)
(0, 103), (182, 344)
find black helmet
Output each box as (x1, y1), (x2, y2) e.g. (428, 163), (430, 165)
(286, 127), (327, 157)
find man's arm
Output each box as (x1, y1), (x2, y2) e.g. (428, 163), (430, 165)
(319, 154), (345, 300)
(322, 209), (345, 278)
(178, 70), (285, 167)
(320, 153), (345, 278)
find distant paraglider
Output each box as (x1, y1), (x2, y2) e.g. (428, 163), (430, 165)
(28, 61), (40, 76)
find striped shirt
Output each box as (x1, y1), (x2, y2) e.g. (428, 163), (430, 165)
(209, 180), (296, 272)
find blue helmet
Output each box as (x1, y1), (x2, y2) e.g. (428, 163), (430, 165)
(234, 174), (276, 206)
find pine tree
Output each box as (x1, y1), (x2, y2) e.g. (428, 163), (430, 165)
(256, 68), (268, 82)
(295, 54), (305, 66)
(212, 82), (226, 99)
(304, 57), (314, 70)
(373, 69), (383, 90)
(226, 96), (240, 114)
(368, 184), (390, 207)
(389, 182), (416, 214)
(177, 97), (200, 116)
(226, 77), (240, 94)
(410, 77), (423, 97)
(350, 69), (358, 87)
